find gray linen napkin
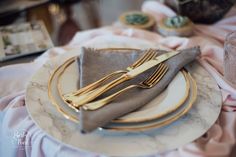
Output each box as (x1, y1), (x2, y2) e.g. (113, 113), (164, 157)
(78, 47), (201, 133)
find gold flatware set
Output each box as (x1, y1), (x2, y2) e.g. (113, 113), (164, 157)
(63, 49), (180, 111)
(83, 63), (168, 111)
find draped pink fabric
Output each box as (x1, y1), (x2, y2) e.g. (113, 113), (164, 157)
(1, 1), (236, 157)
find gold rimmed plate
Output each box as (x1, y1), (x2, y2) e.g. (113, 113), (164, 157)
(48, 60), (196, 131)
(52, 49), (190, 124)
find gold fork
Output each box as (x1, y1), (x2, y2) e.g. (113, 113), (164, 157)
(63, 49), (158, 98)
(82, 63), (168, 111)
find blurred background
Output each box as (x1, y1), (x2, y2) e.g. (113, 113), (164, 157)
(1, 0), (235, 45)
(0, 0), (234, 66)
(0, 0), (150, 46)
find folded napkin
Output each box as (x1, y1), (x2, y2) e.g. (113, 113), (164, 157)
(78, 47), (201, 133)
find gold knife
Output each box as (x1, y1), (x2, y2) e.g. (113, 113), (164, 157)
(126, 51), (178, 77)
(64, 50), (180, 107)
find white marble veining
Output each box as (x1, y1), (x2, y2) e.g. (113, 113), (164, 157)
(25, 38), (222, 157)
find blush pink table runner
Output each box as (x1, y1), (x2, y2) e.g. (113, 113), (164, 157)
(1, 1), (236, 157)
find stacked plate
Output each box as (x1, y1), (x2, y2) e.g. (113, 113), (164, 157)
(25, 38), (222, 156)
(48, 51), (197, 131)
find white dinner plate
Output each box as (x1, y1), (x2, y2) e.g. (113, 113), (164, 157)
(52, 51), (190, 124)
(49, 59), (195, 131)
